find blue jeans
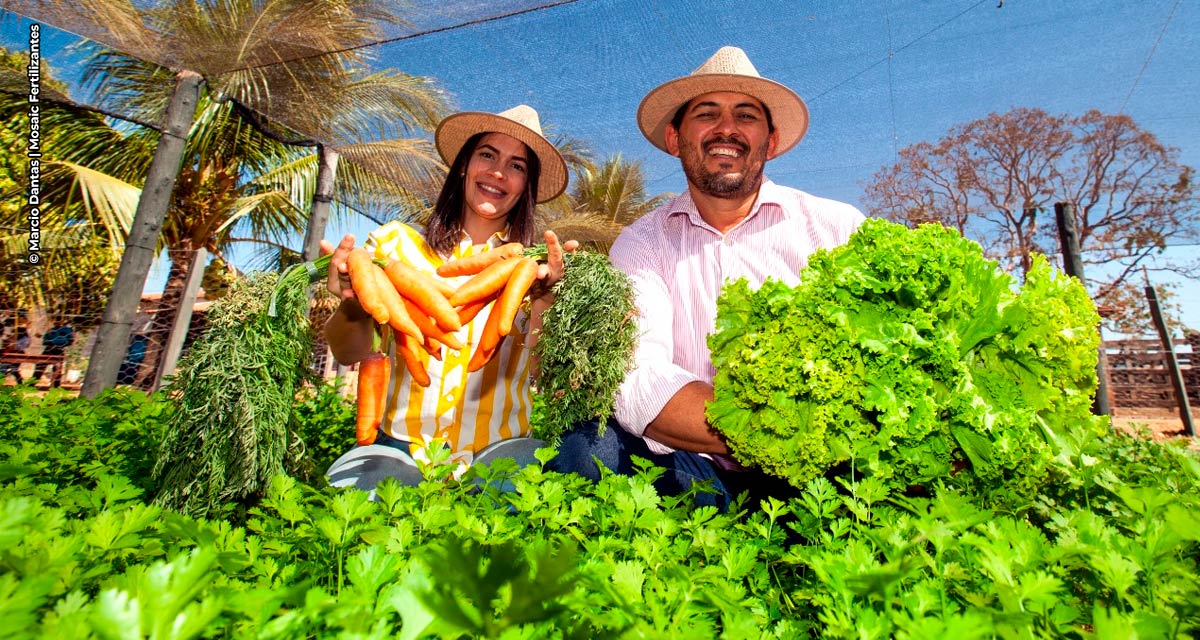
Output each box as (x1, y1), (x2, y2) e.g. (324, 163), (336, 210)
(547, 418), (798, 511)
(326, 431), (546, 499)
(373, 429), (416, 454)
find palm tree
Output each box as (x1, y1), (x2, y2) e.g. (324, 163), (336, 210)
(0, 47), (127, 362)
(6, 0), (450, 395)
(22, 0), (445, 396)
(540, 153), (670, 252)
(572, 154), (670, 225)
(46, 45), (449, 388)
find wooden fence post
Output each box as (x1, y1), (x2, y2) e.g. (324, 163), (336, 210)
(155, 247), (207, 390)
(1144, 284), (1195, 437)
(1055, 202), (1112, 417)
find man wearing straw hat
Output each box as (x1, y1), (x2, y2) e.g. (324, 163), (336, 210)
(550, 46), (865, 510)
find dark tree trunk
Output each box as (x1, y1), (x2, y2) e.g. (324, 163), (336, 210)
(301, 145), (339, 262)
(82, 69), (203, 397)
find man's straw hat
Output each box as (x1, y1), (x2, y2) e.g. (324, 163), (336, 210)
(435, 105), (568, 203)
(638, 46), (809, 159)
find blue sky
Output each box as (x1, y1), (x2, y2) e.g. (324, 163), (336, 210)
(3, 0), (1198, 331)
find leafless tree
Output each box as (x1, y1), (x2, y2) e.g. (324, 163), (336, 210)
(864, 107), (1198, 331)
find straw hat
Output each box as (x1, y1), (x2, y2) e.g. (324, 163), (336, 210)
(638, 46), (809, 159)
(435, 104), (568, 203)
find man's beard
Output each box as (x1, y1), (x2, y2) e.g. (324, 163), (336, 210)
(678, 135), (768, 199)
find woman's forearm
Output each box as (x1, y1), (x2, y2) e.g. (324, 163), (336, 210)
(325, 298), (376, 365)
(525, 294), (553, 378)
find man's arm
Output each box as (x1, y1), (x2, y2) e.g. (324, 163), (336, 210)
(643, 381), (730, 454)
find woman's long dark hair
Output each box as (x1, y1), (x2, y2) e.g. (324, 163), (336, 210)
(425, 132), (542, 256)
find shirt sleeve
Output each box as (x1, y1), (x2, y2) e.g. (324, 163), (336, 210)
(609, 228), (702, 441)
(363, 221), (404, 260)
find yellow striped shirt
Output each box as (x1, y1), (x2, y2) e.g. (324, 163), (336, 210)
(364, 221), (534, 467)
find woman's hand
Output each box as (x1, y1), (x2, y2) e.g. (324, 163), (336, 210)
(320, 234), (358, 301)
(526, 229), (579, 367)
(531, 229), (579, 304)
(320, 233), (374, 364)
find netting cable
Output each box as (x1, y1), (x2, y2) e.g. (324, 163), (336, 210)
(883, 0), (899, 162)
(224, 0), (585, 74)
(1118, 0), (1181, 114)
(811, 0), (991, 102)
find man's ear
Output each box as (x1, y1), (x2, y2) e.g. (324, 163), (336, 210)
(767, 128), (779, 159)
(664, 124), (682, 157)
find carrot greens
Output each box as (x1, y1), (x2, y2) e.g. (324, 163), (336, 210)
(152, 271), (315, 517)
(526, 245), (637, 444)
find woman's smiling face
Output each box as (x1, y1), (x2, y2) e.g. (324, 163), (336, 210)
(462, 132), (530, 221)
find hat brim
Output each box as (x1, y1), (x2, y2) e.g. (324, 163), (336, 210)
(435, 112), (568, 203)
(637, 74), (809, 159)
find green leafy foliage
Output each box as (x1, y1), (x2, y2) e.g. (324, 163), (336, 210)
(708, 219), (1108, 496)
(152, 272), (315, 518)
(2, 386), (1200, 637)
(0, 386), (168, 498)
(288, 379), (357, 485)
(526, 245), (637, 443)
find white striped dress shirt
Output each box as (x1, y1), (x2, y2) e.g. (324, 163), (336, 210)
(610, 179), (866, 455)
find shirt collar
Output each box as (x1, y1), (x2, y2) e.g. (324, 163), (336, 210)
(668, 177), (786, 230)
(455, 226), (512, 248)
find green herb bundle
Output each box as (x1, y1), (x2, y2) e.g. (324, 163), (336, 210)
(152, 272), (314, 517)
(526, 245), (637, 443)
(707, 219), (1108, 495)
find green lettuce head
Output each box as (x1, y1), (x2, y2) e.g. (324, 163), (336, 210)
(706, 219), (1106, 496)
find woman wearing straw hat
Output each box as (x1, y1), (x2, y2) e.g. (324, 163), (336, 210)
(549, 47), (866, 511)
(321, 105), (575, 494)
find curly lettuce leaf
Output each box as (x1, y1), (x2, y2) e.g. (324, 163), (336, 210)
(706, 219), (1105, 496)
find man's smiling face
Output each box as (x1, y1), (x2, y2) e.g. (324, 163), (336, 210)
(666, 91), (778, 199)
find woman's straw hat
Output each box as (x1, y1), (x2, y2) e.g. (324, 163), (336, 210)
(435, 104), (568, 203)
(637, 46), (809, 159)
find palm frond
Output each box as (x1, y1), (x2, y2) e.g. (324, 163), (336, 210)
(534, 209), (625, 246)
(337, 138), (445, 200)
(216, 190), (307, 249)
(547, 131), (597, 177)
(45, 160), (140, 248)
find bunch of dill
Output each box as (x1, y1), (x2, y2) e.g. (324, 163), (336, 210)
(528, 246), (637, 444)
(152, 271), (315, 517)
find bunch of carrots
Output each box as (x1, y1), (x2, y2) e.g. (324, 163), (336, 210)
(350, 242), (537, 444)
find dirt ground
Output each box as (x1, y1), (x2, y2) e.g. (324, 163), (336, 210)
(1111, 406), (1199, 443)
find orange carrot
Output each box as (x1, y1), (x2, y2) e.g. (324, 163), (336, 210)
(423, 335), (443, 361)
(456, 294), (494, 326)
(477, 298), (504, 353)
(398, 335), (430, 387)
(432, 277), (456, 299)
(495, 257), (539, 336)
(436, 242), (525, 277)
(448, 257), (522, 307)
(355, 352), (390, 445)
(383, 260), (462, 332)
(374, 265), (423, 342)
(347, 249), (389, 325)
(468, 304), (503, 372)
(467, 343), (497, 373)
(403, 298), (466, 351)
